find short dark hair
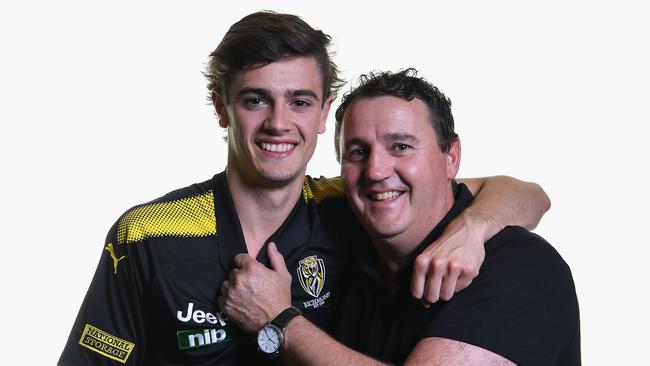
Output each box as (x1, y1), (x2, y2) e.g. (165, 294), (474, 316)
(334, 68), (458, 161)
(205, 11), (343, 104)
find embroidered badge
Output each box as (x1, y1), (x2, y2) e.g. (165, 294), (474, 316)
(297, 255), (326, 298)
(78, 324), (134, 363)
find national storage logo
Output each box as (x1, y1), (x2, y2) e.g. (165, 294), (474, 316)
(78, 324), (134, 363)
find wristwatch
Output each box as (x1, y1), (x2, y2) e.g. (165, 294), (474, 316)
(257, 306), (302, 357)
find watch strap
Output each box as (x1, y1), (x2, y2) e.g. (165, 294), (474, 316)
(270, 306), (302, 330)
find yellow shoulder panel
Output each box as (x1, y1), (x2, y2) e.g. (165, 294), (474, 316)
(302, 176), (345, 204)
(117, 191), (216, 244)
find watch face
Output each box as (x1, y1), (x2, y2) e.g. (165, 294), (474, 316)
(257, 324), (282, 354)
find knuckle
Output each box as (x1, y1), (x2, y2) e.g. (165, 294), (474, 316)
(433, 258), (447, 270)
(452, 261), (478, 277)
(229, 274), (240, 286)
(414, 256), (429, 273)
(224, 305), (235, 316)
(466, 266), (480, 279)
(235, 254), (252, 268)
(447, 260), (463, 272)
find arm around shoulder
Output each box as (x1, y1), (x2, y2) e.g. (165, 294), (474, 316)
(456, 175), (550, 234)
(410, 175), (550, 303)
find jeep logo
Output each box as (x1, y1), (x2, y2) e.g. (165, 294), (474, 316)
(177, 302), (227, 326)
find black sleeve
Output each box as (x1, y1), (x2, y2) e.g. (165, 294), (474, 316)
(58, 220), (149, 365)
(422, 227), (580, 366)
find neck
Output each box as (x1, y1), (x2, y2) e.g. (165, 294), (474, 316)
(372, 187), (456, 282)
(371, 232), (426, 280)
(225, 165), (305, 258)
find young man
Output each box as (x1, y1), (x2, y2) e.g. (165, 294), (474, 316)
(219, 69), (579, 365)
(59, 12), (550, 365)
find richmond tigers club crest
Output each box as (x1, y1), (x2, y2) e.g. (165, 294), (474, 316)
(297, 255), (326, 298)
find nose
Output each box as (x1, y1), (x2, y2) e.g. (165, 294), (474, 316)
(364, 148), (393, 182)
(263, 104), (290, 134)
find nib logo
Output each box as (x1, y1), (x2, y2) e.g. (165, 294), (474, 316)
(177, 328), (235, 350)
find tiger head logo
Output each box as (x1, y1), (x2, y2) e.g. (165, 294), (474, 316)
(297, 255), (325, 298)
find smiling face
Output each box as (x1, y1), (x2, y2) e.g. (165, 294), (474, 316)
(339, 95), (460, 244)
(214, 56), (332, 188)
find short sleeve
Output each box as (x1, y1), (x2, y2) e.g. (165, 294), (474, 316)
(422, 227), (580, 366)
(58, 221), (148, 366)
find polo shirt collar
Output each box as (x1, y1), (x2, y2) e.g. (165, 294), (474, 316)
(212, 171), (312, 271)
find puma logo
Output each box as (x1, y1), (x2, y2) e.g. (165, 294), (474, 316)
(105, 243), (126, 274)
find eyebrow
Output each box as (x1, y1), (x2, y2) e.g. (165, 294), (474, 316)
(383, 132), (420, 144)
(342, 132), (420, 152)
(287, 89), (320, 101)
(234, 87), (320, 102)
(342, 138), (367, 152)
(235, 87), (272, 101)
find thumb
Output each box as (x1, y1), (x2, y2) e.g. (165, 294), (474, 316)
(267, 242), (289, 274)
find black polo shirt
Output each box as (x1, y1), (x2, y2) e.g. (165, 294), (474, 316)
(337, 183), (580, 365)
(59, 171), (360, 366)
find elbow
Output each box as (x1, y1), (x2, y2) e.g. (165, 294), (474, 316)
(537, 182), (551, 214)
(528, 181), (551, 230)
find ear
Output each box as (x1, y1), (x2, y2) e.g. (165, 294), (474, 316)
(212, 91), (229, 128)
(318, 95), (334, 134)
(446, 138), (461, 180)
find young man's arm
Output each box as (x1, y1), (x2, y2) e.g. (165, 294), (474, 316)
(404, 337), (515, 365)
(283, 326), (514, 366)
(218, 244), (388, 366)
(218, 244), (514, 366)
(457, 176), (550, 231)
(411, 175), (550, 304)
(281, 316), (388, 366)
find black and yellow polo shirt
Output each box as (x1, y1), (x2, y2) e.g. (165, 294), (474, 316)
(58, 171), (361, 365)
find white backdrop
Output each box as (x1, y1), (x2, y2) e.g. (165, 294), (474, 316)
(1, 1), (648, 364)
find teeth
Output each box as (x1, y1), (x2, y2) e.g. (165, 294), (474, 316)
(261, 143), (295, 153)
(370, 191), (402, 201)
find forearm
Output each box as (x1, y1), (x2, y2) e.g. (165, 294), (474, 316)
(281, 317), (389, 366)
(457, 175), (550, 238)
(409, 176), (549, 302)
